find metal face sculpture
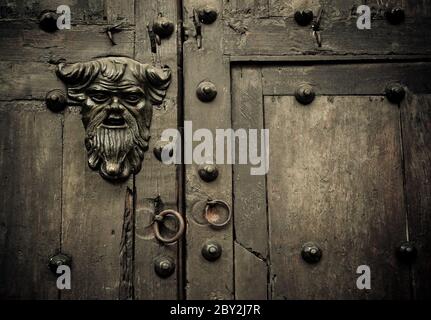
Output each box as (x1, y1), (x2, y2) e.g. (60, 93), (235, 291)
(57, 56), (171, 181)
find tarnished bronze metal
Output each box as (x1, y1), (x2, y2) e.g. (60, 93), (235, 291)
(196, 81), (217, 102)
(198, 163), (219, 182)
(198, 6), (218, 24)
(301, 242), (322, 264)
(153, 209), (185, 244)
(295, 84), (315, 105)
(294, 9), (314, 26)
(154, 256), (175, 278)
(48, 253), (72, 274)
(202, 240), (222, 261)
(204, 199), (231, 228)
(385, 7), (405, 25)
(39, 10), (58, 33)
(153, 17), (175, 39)
(153, 140), (174, 162)
(56, 57), (171, 182)
(45, 89), (67, 112)
(385, 83), (406, 104)
(396, 241), (417, 263)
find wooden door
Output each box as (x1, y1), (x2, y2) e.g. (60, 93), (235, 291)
(0, 0), (181, 299)
(182, 0), (431, 299)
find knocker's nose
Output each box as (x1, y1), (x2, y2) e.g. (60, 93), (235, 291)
(107, 97), (125, 112)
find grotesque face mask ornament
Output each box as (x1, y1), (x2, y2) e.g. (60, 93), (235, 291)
(57, 57), (171, 182)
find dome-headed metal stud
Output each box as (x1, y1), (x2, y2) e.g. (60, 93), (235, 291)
(196, 81), (217, 102)
(154, 256), (175, 278)
(294, 9), (314, 26)
(198, 164), (219, 182)
(202, 241), (222, 261)
(385, 83), (406, 104)
(153, 140), (174, 162)
(301, 242), (322, 264)
(396, 241), (417, 263)
(39, 10), (59, 33)
(152, 17), (175, 39)
(46, 89), (67, 112)
(385, 7), (405, 25)
(198, 6), (218, 24)
(48, 253), (72, 274)
(295, 84), (315, 105)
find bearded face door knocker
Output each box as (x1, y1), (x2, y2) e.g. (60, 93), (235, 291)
(56, 56), (171, 182)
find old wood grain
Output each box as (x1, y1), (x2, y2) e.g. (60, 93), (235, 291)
(231, 66), (268, 299)
(0, 102), (62, 299)
(184, 0), (234, 300)
(401, 94), (431, 299)
(265, 96), (410, 299)
(223, 17), (431, 56)
(261, 62), (431, 96)
(61, 108), (133, 299)
(133, 0), (180, 300)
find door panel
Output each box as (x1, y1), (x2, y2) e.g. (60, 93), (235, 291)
(265, 95), (408, 299)
(0, 102), (62, 299)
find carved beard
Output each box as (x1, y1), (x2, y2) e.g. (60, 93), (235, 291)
(84, 108), (148, 181)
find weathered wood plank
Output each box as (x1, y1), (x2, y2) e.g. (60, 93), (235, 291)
(223, 17), (431, 56)
(223, 0), (269, 18)
(0, 102), (62, 299)
(268, 0), (431, 18)
(133, 0), (180, 300)
(401, 94), (431, 299)
(61, 108), (132, 299)
(184, 0), (234, 300)
(265, 96), (410, 299)
(0, 22), (134, 63)
(261, 62), (431, 96)
(231, 66), (268, 299)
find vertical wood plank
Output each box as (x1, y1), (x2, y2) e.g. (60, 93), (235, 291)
(0, 103), (62, 299)
(265, 96), (410, 299)
(231, 66), (268, 299)
(184, 0), (234, 299)
(401, 94), (431, 299)
(61, 108), (132, 299)
(133, 0), (180, 300)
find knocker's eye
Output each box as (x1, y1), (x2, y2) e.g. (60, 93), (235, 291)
(89, 92), (110, 103)
(122, 93), (142, 105)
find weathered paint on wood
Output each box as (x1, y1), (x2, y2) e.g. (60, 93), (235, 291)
(0, 102), (62, 299)
(401, 94), (431, 299)
(264, 95), (410, 299)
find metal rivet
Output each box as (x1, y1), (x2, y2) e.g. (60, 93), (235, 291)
(153, 140), (174, 162)
(198, 6), (218, 24)
(46, 89), (67, 112)
(154, 256), (175, 278)
(198, 164), (219, 182)
(385, 83), (405, 104)
(39, 10), (59, 33)
(385, 7), (405, 25)
(196, 81), (217, 102)
(397, 241), (417, 263)
(295, 84), (315, 105)
(48, 253), (72, 274)
(202, 241), (222, 261)
(294, 9), (313, 26)
(152, 17), (175, 39)
(301, 242), (322, 264)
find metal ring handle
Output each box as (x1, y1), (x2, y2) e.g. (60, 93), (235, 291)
(153, 209), (185, 244)
(204, 199), (232, 228)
